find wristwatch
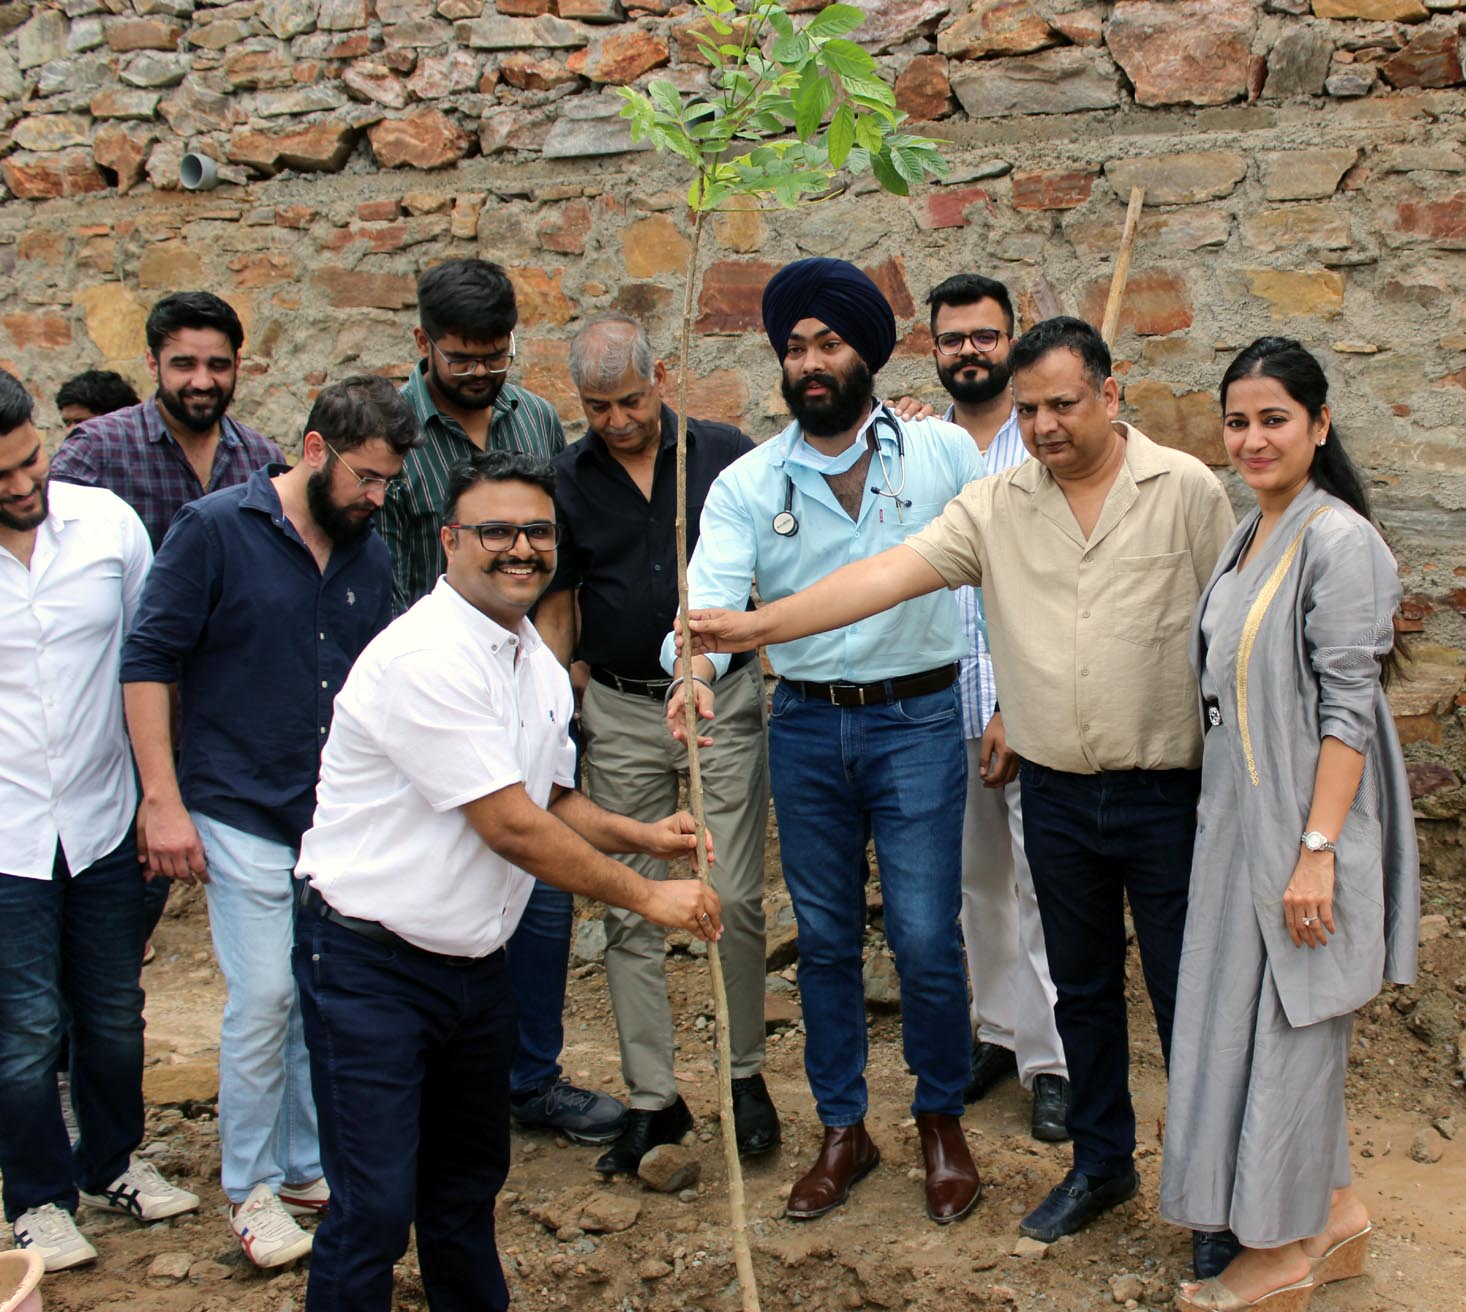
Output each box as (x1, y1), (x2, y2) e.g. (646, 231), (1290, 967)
(1300, 830), (1337, 854)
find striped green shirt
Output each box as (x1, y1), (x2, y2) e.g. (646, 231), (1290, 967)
(382, 362), (566, 615)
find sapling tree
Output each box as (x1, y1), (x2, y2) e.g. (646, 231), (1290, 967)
(614, 5), (949, 1306)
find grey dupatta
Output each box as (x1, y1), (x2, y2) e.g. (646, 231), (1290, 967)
(1189, 481), (1419, 1029)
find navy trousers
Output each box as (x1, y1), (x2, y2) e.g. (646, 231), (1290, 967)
(1019, 762), (1200, 1179)
(294, 912), (515, 1312)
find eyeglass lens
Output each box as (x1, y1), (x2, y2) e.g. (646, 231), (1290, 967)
(473, 521), (559, 549)
(936, 330), (1002, 354)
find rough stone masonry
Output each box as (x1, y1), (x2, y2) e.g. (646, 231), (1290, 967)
(0, 0), (1461, 869)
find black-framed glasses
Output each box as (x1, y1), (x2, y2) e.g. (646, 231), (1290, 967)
(446, 520), (561, 551)
(934, 329), (1006, 356)
(428, 331), (516, 377)
(324, 441), (403, 490)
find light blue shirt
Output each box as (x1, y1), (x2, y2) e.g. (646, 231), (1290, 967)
(661, 404), (985, 682)
(949, 406), (1029, 739)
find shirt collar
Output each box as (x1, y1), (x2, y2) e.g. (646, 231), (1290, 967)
(775, 402), (897, 467)
(1010, 420), (1163, 494)
(433, 576), (542, 658)
(239, 464), (288, 515)
(582, 404), (683, 465)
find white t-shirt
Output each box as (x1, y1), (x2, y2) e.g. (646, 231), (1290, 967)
(296, 577), (576, 957)
(0, 482), (152, 880)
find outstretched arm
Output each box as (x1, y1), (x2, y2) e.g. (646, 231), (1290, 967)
(686, 543), (946, 655)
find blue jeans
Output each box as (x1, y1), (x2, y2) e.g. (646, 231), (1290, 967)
(505, 880), (572, 1098)
(1019, 762), (1200, 1179)
(295, 913), (514, 1312)
(0, 836), (146, 1220)
(768, 681), (969, 1125)
(195, 813), (320, 1203)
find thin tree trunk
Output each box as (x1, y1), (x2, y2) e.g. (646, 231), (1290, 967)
(674, 205), (761, 1312)
(1101, 186), (1146, 347)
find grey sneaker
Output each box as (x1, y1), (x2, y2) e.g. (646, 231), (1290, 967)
(511, 1079), (628, 1145)
(13, 1203), (98, 1272)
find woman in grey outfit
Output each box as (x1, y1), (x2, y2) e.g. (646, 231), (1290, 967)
(1160, 338), (1418, 1312)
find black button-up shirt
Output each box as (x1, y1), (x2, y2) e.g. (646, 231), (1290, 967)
(550, 406), (754, 680)
(120, 466), (393, 848)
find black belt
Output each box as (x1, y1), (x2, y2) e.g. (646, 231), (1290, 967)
(780, 662), (958, 708)
(588, 666), (676, 699)
(297, 883), (482, 967)
(590, 652), (753, 700)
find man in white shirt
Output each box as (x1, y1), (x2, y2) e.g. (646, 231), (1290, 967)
(292, 450), (722, 1312)
(0, 371), (198, 1273)
(926, 274), (1071, 1142)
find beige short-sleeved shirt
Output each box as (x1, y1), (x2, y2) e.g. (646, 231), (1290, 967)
(906, 423), (1236, 775)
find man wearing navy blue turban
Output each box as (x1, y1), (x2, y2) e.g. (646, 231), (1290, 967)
(657, 257), (988, 1225)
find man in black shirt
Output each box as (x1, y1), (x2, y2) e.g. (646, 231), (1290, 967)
(537, 316), (777, 1172)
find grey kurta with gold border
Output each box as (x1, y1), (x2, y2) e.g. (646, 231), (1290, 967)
(1160, 481), (1418, 1247)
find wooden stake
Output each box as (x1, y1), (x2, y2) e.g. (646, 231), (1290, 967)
(1100, 186), (1145, 347)
(673, 206), (762, 1312)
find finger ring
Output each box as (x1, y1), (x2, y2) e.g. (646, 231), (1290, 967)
(1302, 915), (1317, 925)
(699, 912), (711, 922)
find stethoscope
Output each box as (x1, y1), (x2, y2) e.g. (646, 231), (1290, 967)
(772, 406), (911, 537)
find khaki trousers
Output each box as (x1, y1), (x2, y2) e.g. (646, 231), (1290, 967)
(580, 661), (770, 1110)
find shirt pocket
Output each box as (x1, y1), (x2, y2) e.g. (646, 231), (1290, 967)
(1107, 549), (1195, 649)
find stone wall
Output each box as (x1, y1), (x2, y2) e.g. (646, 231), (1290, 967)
(0, 0), (1462, 863)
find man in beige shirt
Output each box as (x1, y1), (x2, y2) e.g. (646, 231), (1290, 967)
(685, 317), (1236, 1254)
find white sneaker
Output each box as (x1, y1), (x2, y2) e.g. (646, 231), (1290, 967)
(230, 1183), (313, 1268)
(79, 1157), (200, 1221)
(278, 1176), (330, 1218)
(13, 1203), (99, 1272)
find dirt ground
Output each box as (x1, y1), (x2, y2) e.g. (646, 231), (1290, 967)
(9, 841), (1465, 1312)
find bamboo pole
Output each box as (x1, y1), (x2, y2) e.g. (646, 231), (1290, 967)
(1100, 186), (1145, 347)
(673, 206), (762, 1312)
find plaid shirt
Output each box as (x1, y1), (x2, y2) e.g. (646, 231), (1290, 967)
(380, 362), (565, 615)
(49, 397), (284, 552)
(947, 406), (1028, 740)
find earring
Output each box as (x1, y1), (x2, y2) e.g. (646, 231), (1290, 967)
(1316, 438), (1326, 447)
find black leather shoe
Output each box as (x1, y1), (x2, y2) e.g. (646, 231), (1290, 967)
(1018, 1167), (1139, 1242)
(963, 1042), (1017, 1104)
(1030, 1074), (1071, 1143)
(593, 1095), (693, 1175)
(731, 1074), (780, 1158)
(1193, 1228), (1241, 1279)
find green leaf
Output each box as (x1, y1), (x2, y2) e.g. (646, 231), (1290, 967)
(767, 7), (794, 37)
(853, 111), (883, 151)
(806, 3), (866, 38)
(792, 66), (833, 139)
(826, 101), (855, 168)
(647, 78), (684, 121)
(771, 31), (810, 65)
(870, 148), (909, 196)
(818, 38), (877, 79)
(703, 0), (736, 13)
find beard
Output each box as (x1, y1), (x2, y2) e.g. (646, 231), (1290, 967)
(938, 355), (1012, 406)
(307, 466), (374, 545)
(0, 478), (47, 531)
(157, 378), (234, 434)
(781, 359), (874, 438)
(430, 358), (504, 412)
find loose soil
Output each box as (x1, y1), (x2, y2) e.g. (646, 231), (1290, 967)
(9, 847), (1464, 1312)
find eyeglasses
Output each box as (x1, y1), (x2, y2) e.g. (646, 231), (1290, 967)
(446, 520), (561, 551)
(428, 332), (516, 377)
(934, 329), (1006, 356)
(324, 441), (403, 490)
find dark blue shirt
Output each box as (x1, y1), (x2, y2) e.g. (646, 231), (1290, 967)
(120, 466), (392, 848)
(549, 406), (754, 680)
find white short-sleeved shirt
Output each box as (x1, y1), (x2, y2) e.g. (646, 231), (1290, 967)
(296, 577), (577, 957)
(0, 482), (152, 880)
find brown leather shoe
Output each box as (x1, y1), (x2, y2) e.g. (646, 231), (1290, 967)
(915, 1113), (981, 1224)
(785, 1123), (880, 1220)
